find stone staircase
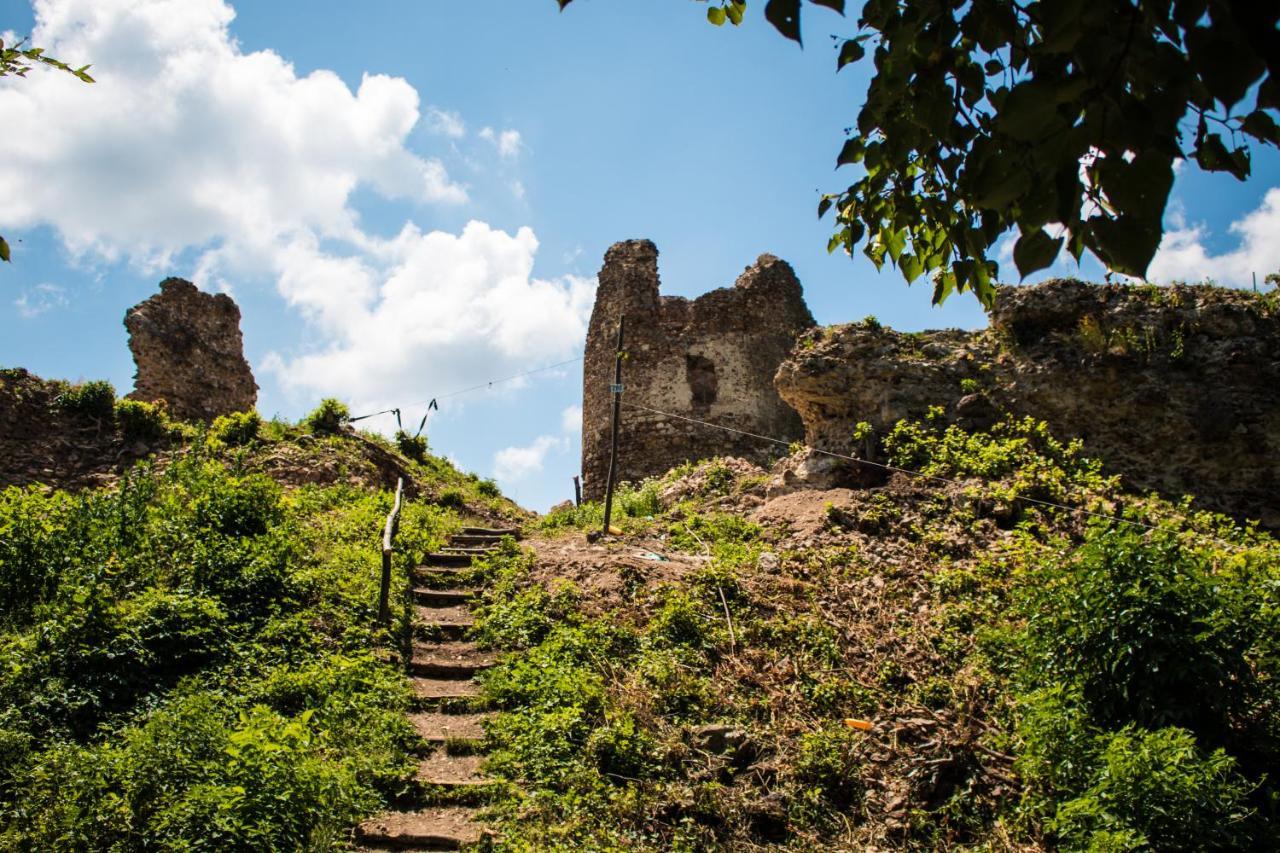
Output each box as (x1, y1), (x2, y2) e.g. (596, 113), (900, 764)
(356, 526), (519, 851)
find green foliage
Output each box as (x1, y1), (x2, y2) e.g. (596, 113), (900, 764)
(536, 479), (662, 533)
(304, 398), (350, 435)
(115, 398), (172, 442)
(558, 0), (1280, 303)
(475, 477), (501, 498)
(53, 379), (116, 419)
(394, 429), (427, 462)
(0, 447), (452, 848)
(210, 410), (261, 447)
(792, 724), (864, 811)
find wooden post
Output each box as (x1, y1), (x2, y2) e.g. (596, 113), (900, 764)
(573, 475), (582, 507)
(378, 477), (404, 625)
(601, 316), (625, 538)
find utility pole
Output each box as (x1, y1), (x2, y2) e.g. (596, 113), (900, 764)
(573, 475), (582, 507)
(601, 315), (625, 538)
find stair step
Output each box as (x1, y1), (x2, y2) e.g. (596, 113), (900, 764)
(415, 751), (489, 787)
(414, 588), (475, 606)
(447, 534), (505, 548)
(410, 677), (482, 702)
(415, 606), (474, 641)
(356, 807), (485, 850)
(411, 642), (497, 678)
(437, 547), (496, 556)
(424, 552), (473, 567)
(409, 712), (490, 744)
(459, 527), (519, 538)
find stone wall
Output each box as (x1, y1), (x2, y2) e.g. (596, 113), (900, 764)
(125, 277), (257, 421)
(581, 240), (815, 500)
(775, 279), (1280, 528)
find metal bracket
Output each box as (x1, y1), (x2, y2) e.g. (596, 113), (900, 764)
(610, 383), (625, 394)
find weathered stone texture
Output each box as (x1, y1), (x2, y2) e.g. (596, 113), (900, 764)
(125, 277), (257, 421)
(581, 240), (815, 500)
(775, 279), (1280, 528)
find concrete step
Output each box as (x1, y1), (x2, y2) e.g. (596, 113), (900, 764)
(447, 534), (505, 548)
(414, 588), (475, 606)
(356, 807), (485, 850)
(423, 552), (473, 567)
(410, 642), (497, 678)
(408, 712), (490, 745)
(459, 527), (519, 539)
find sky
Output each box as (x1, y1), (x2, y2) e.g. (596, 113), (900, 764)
(2, 0), (1278, 511)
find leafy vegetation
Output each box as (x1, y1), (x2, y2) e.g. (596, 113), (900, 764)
(0, 423), (466, 849)
(306, 398), (351, 435)
(556, 0), (1280, 303)
(476, 414), (1278, 849)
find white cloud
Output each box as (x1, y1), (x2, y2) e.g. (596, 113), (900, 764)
(560, 404), (582, 433)
(494, 434), (565, 482)
(13, 282), (69, 318)
(264, 220), (595, 411)
(1147, 187), (1280, 286)
(479, 126), (522, 160)
(2, 0), (596, 411)
(0, 0), (466, 269)
(425, 106), (466, 138)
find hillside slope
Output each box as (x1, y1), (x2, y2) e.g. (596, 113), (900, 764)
(465, 415), (1279, 850)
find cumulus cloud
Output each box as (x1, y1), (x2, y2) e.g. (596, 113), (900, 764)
(560, 405), (582, 433)
(264, 221), (595, 410)
(494, 434), (565, 482)
(13, 283), (69, 318)
(479, 127), (522, 160)
(0, 0), (465, 268)
(2, 0), (594, 411)
(1147, 187), (1280, 286)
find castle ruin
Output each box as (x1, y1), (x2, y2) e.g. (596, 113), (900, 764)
(580, 240), (815, 499)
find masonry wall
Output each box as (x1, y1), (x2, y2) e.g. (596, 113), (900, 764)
(580, 239), (815, 500)
(775, 279), (1280, 529)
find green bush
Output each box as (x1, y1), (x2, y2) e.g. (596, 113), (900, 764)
(1021, 525), (1265, 741)
(115, 398), (172, 442)
(394, 429), (427, 462)
(53, 379), (116, 420)
(1049, 727), (1252, 851)
(475, 477), (501, 498)
(210, 410), (261, 447)
(304, 398), (349, 434)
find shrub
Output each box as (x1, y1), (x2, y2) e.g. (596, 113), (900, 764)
(53, 379), (116, 420)
(1049, 727), (1253, 851)
(1021, 526), (1262, 741)
(475, 478), (501, 498)
(115, 398), (171, 442)
(394, 429), (427, 462)
(304, 398), (349, 435)
(210, 410), (261, 447)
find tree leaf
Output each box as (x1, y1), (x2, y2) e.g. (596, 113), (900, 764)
(810, 0), (846, 13)
(707, 6), (727, 25)
(1092, 214), (1161, 278)
(836, 137), (863, 166)
(0, 235), (9, 263)
(1013, 228), (1062, 279)
(764, 0), (802, 44)
(837, 38), (865, 70)
(726, 1), (746, 25)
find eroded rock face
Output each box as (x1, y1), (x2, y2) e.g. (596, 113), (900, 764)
(125, 277), (257, 421)
(775, 279), (1280, 528)
(581, 240), (815, 499)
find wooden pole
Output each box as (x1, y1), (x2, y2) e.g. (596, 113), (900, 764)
(378, 477), (404, 625)
(601, 316), (625, 538)
(573, 475), (582, 507)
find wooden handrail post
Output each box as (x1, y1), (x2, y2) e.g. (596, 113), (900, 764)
(601, 316), (625, 538)
(378, 477), (404, 625)
(573, 475), (582, 507)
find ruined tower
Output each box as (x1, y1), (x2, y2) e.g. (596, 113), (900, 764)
(580, 240), (815, 499)
(125, 277), (258, 422)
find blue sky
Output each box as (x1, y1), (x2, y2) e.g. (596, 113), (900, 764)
(3, 0), (1278, 511)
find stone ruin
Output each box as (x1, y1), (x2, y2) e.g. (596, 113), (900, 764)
(125, 277), (257, 422)
(775, 279), (1280, 528)
(580, 239), (815, 500)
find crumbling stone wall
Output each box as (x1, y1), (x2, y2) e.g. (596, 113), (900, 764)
(581, 240), (815, 499)
(775, 279), (1280, 528)
(125, 277), (257, 421)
